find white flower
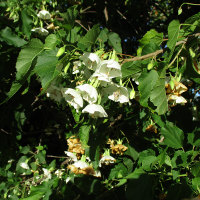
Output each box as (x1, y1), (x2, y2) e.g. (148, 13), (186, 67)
(20, 162), (29, 170)
(97, 59), (122, 79)
(167, 94), (187, 105)
(99, 155), (116, 167)
(55, 169), (64, 179)
(73, 161), (89, 169)
(80, 53), (101, 71)
(66, 177), (71, 184)
(91, 71), (112, 82)
(93, 170), (101, 177)
(104, 84), (129, 103)
(76, 84), (98, 104)
(42, 168), (52, 181)
(82, 104), (108, 118)
(64, 151), (78, 162)
(72, 61), (82, 74)
(31, 27), (49, 36)
(46, 85), (62, 102)
(37, 10), (51, 20)
(62, 88), (83, 112)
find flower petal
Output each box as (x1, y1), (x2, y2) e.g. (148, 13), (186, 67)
(76, 84), (98, 103)
(62, 88), (83, 111)
(80, 53), (100, 71)
(82, 104), (108, 118)
(37, 10), (51, 20)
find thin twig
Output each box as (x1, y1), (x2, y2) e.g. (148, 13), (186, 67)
(75, 20), (88, 31)
(117, 10), (127, 21)
(47, 155), (67, 159)
(168, 43), (185, 68)
(80, 6), (92, 13)
(123, 33), (200, 63)
(0, 128), (11, 135)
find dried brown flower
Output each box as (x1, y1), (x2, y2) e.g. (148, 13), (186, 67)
(67, 136), (85, 159)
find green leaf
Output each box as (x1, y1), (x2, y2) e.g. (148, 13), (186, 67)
(166, 20), (180, 60)
(125, 168), (144, 179)
(44, 34), (58, 50)
(192, 177), (200, 190)
(98, 28), (109, 44)
(109, 162), (128, 180)
(150, 78), (168, 115)
(22, 180), (54, 200)
(152, 113), (165, 127)
(16, 39), (44, 80)
(66, 26), (81, 43)
(141, 43), (160, 55)
(138, 149), (157, 171)
(137, 29), (163, 56)
(78, 25), (100, 50)
(79, 125), (91, 145)
(20, 193), (44, 200)
(35, 151), (46, 164)
(184, 55), (200, 84)
(171, 150), (190, 168)
(108, 32), (122, 53)
(161, 122), (184, 149)
(1, 39), (44, 104)
(21, 9), (32, 39)
(125, 144), (139, 160)
(138, 70), (159, 107)
(0, 27), (27, 47)
(20, 146), (30, 154)
(35, 49), (59, 90)
(167, 20), (180, 50)
(191, 162), (200, 177)
(121, 61), (143, 78)
(187, 129), (200, 146)
(61, 6), (78, 29)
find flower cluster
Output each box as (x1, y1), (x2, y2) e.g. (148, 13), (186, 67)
(107, 139), (128, 155)
(31, 10), (51, 36)
(64, 135), (127, 177)
(48, 52), (130, 118)
(64, 138), (101, 177)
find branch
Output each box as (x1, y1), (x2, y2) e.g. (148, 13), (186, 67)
(122, 33), (200, 63)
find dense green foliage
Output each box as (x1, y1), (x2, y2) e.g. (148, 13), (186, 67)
(0, 0), (200, 199)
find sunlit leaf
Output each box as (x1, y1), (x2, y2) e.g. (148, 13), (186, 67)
(138, 70), (159, 107)
(78, 25), (100, 50)
(35, 49), (59, 90)
(161, 122), (184, 149)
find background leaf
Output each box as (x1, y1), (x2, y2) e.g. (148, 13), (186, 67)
(108, 32), (122, 53)
(78, 25), (100, 50)
(0, 27), (27, 47)
(121, 61), (143, 78)
(161, 122), (184, 149)
(79, 125), (91, 146)
(21, 9), (32, 39)
(44, 34), (58, 50)
(34, 49), (59, 90)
